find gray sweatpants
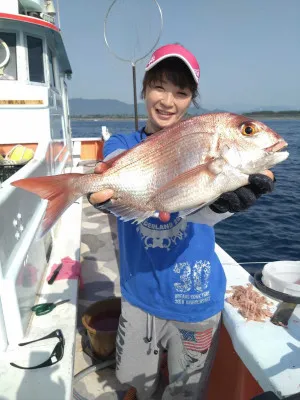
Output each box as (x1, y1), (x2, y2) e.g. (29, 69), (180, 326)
(116, 299), (221, 400)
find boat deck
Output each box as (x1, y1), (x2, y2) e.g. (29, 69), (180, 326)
(73, 197), (128, 399)
(73, 195), (167, 399)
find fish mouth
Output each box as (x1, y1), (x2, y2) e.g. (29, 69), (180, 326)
(264, 141), (288, 153)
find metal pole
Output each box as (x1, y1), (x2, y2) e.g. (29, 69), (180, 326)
(132, 63), (138, 131)
(56, 0), (61, 29)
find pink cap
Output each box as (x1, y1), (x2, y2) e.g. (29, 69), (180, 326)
(145, 44), (200, 84)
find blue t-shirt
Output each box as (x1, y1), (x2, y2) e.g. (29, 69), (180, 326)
(103, 130), (226, 322)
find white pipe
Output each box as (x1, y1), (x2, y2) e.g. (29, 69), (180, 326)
(56, 0), (61, 28)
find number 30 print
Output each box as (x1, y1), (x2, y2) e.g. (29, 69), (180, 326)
(173, 260), (211, 293)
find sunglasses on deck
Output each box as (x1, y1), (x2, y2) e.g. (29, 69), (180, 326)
(10, 329), (65, 370)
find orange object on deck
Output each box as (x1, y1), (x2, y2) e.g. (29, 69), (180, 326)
(207, 323), (263, 400)
(123, 387), (137, 400)
(80, 140), (104, 161)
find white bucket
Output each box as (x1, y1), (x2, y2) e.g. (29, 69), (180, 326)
(262, 261), (300, 298)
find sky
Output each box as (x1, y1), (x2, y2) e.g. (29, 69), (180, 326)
(58, 0), (300, 111)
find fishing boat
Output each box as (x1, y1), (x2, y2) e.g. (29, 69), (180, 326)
(0, 1), (299, 400)
(0, 1), (82, 398)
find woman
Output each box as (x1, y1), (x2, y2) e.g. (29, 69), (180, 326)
(88, 44), (274, 399)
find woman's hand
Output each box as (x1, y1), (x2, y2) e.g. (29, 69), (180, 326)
(87, 162), (114, 207)
(209, 170), (275, 214)
(88, 189), (114, 206)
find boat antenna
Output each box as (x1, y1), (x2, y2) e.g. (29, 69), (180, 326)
(104, 0), (163, 131)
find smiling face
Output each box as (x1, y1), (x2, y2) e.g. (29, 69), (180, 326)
(145, 78), (192, 133)
(142, 57), (198, 133)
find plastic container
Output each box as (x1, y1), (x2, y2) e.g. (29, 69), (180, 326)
(82, 297), (121, 359)
(0, 164), (23, 183)
(262, 261), (300, 298)
(5, 145), (34, 163)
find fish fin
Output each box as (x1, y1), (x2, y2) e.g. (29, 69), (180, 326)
(103, 149), (128, 166)
(37, 193), (77, 237)
(150, 161), (220, 203)
(132, 214), (155, 225)
(104, 200), (154, 223)
(178, 205), (206, 218)
(148, 160), (226, 213)
(178, 195), (221, 218)
(221, 145), (242, 168)
(95, 150), (128, 173)
(100, 128), (216, 175)
(11, 173), (84, 237)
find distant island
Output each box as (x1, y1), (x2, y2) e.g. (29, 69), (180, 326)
(71, 114), (148, 120)
(71, 110), (300, 120)
(69, 98), (300, 120)
(243, 110), (300, 119)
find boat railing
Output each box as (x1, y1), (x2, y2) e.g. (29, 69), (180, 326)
(211, 245), (300, 398)
(0, 132), (74, 345)
(71, 137), (104, 166)
(0, 150), (50, 342)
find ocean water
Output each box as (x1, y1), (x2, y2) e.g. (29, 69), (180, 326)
(71, 118), (300, 267)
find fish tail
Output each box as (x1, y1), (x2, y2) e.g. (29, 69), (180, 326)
(12, 173), (85, 237)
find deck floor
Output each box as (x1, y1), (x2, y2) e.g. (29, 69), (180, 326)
(73, 197), (130, 399)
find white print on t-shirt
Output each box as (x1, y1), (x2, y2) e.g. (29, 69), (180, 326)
(137, 216), (188, 251)
(173, 260), (211, 305)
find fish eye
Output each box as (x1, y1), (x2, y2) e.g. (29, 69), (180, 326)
(241, 124), (257, 136)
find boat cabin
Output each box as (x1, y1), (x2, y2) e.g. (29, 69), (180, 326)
(0, 0), (73, 350)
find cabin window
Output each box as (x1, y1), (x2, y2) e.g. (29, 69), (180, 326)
(0, 32), (17, 80)
(48, 47), (56, 88)
(27, 36), (45, 83)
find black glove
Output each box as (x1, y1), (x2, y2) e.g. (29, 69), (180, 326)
(209, 173), (275, 214)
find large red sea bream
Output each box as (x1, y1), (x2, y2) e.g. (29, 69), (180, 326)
(12, 113), (289, 236)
